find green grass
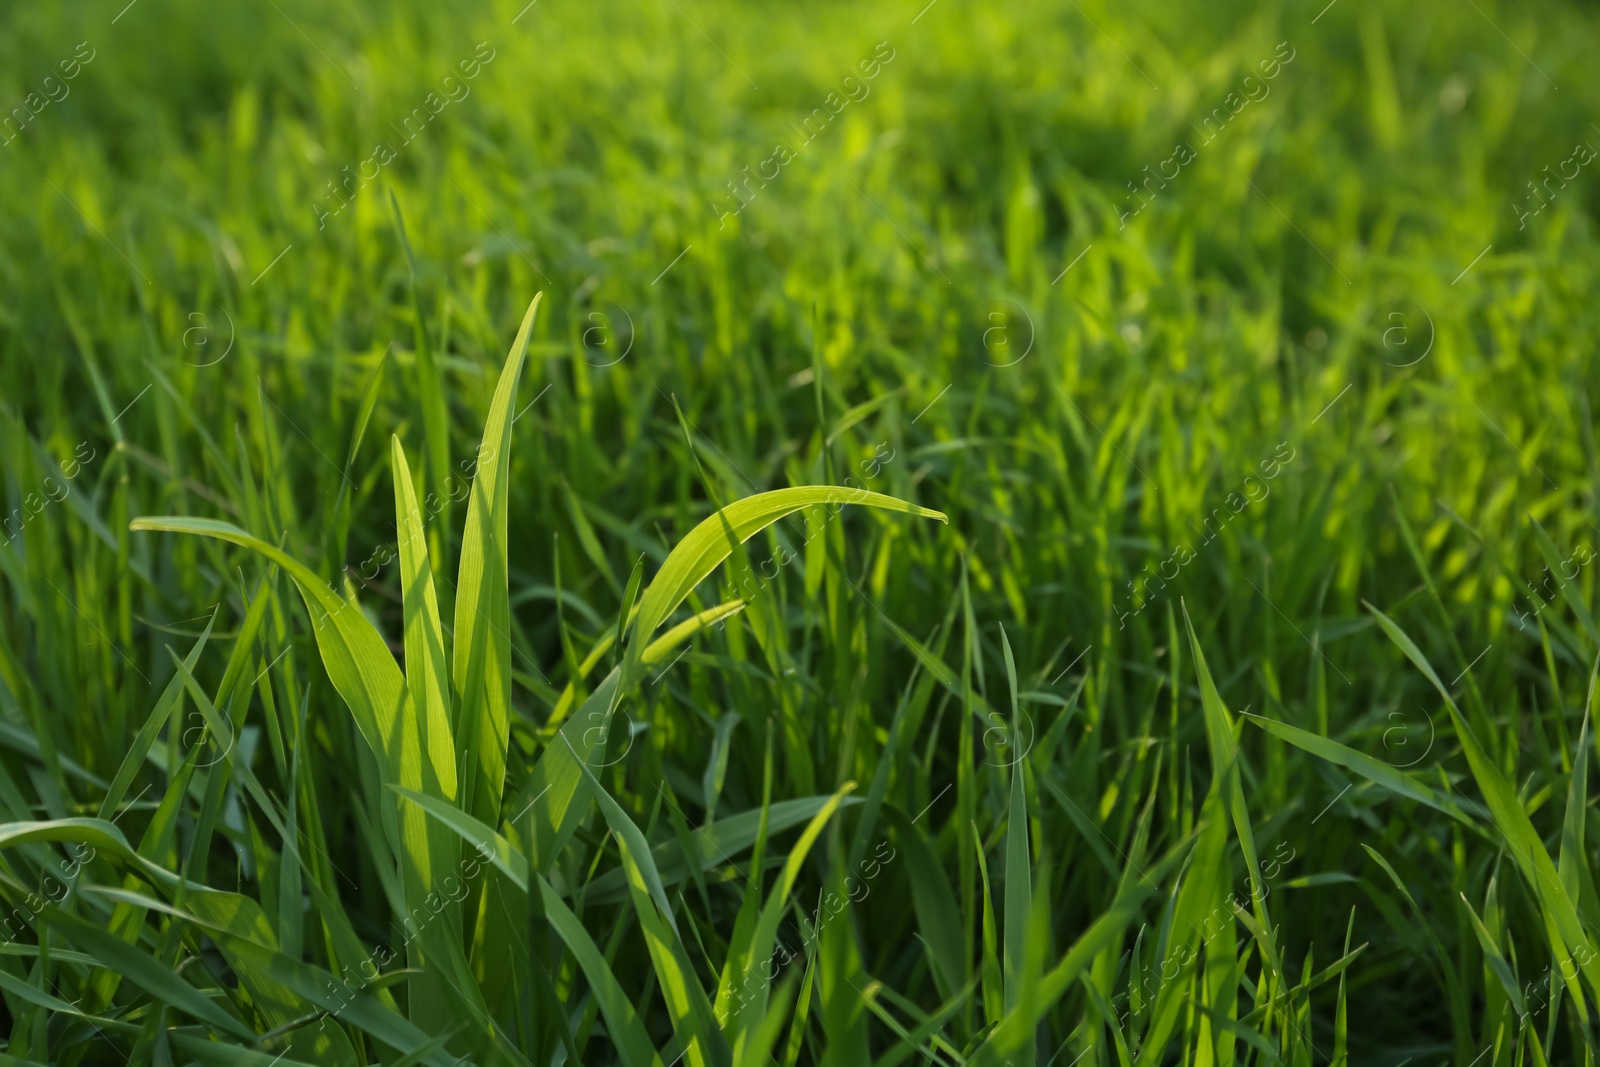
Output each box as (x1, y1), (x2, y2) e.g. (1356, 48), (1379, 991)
(1, 0), (1599, 1063)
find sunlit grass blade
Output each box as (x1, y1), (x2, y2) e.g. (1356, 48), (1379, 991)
(454, 291), (542, 828)
(391, 435), (457, 801)
(1182, 604), (1278, 963)
(618, 486), (946, 699)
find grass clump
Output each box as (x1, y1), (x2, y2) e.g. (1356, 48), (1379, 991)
(1, 0), (1600, 1064)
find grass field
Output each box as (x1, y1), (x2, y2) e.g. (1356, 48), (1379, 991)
(2, 0), (1599, 1063)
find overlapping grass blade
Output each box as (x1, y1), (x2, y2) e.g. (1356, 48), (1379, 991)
(453, 292), (541, 828)
(1365, 602), (1600, 1009)
(617, 486), (947, 699)
(1238, 711), (1487, 828)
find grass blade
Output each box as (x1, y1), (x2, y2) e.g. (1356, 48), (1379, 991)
(454, 292), (541, 828)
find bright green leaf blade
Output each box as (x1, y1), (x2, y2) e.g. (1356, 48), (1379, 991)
(621, 486), (946, 695)
(391, 435), (458, 803)
(454, 291), (542, 829)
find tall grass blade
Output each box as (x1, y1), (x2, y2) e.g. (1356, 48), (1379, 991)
(454, 292), (542, 828)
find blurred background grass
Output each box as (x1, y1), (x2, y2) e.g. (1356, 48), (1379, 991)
(2, 0), (1599, 1063)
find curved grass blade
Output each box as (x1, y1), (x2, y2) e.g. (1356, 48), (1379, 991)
(1238, 711), (1487, 828)
(1181, 603), (1279, 970)
(128, 517), (404, 783)
(1460, 888), (1527, 1017)
(128, 516), (477, 1029)
(619, 486), (946, 700)
(391, 786), (528, 891)
(0, 817), (180, 889)
(547, 599), (745, 728)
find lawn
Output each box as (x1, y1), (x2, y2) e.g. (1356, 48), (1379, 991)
(1, 0), (1598, 1064)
